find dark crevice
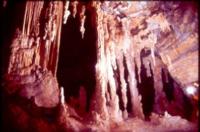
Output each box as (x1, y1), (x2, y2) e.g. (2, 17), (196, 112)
(139, 49), (155, 119)
(173, 80), (193, 120)
(113, 61), (124, 111)
(161, 68), (174, 102)
(106, 82), (111, 105)
(161, 69), (194, 120)
(57, 8), (97, 112)
(182, 91), (193, 120)
(1, 2), (26, 130)
(123, 55), (132, 113)
(134, 58), (140, 91)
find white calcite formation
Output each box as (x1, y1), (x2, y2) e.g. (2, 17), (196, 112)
(3, 1), (198, 131)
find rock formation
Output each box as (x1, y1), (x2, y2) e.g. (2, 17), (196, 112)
(1, 1), (198, 131)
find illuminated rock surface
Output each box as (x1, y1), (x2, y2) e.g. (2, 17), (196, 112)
(1, 1), (198, 131)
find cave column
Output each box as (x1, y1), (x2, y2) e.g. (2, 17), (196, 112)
(124, 52), (144, 119)
(106, 44), (122, 121)
(122, 18), (144, 119)
(90, 1), (108, 121)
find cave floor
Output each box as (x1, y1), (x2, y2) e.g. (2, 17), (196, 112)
(108, 117), (197, 132)
(60, 105), (198, 132)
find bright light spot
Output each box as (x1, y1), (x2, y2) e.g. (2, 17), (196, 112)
(60, 87), (65, 104)
(186, 86), (196, 95)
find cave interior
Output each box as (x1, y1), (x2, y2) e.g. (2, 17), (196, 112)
(0, 0), (199, 131)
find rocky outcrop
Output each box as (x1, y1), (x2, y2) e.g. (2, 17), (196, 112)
(5, 65), (59, 108)
(4, 1), (63, 108)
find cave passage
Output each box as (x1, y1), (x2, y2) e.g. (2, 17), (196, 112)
(57, 7), (97, 112)
(138, 49), (155, 120)
(161, 68), (174, 102)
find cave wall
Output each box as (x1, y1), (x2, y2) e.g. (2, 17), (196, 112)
(1, 0), (199, 131)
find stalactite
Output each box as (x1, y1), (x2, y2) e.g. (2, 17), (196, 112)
(135, 56), (142, 83)
(43, 2), (53, 40)
(26, 2), (32, 36)
(7, 1), (44, 76)
(121, 18), (131, 53)
(7, 0), (44, 75)
(41, 1), (63, 75)
(3, 1), (198, 131)
(71, 1), (78, 18)
(79, 5), (86, 39)
(117, 18), (143, 119)
(149, 32), (157, 66)
(22, 1), (44, 37)
(103, 18), (110, 42)
(51, 20), (56, 42)
(53, 1), (63, 76)
(63, 1), (70, 24)
(108, 41), (117, 70)
(22, 3), (27, 36)
(60, 86), (65, 105)
(31, 2), (44, 36)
